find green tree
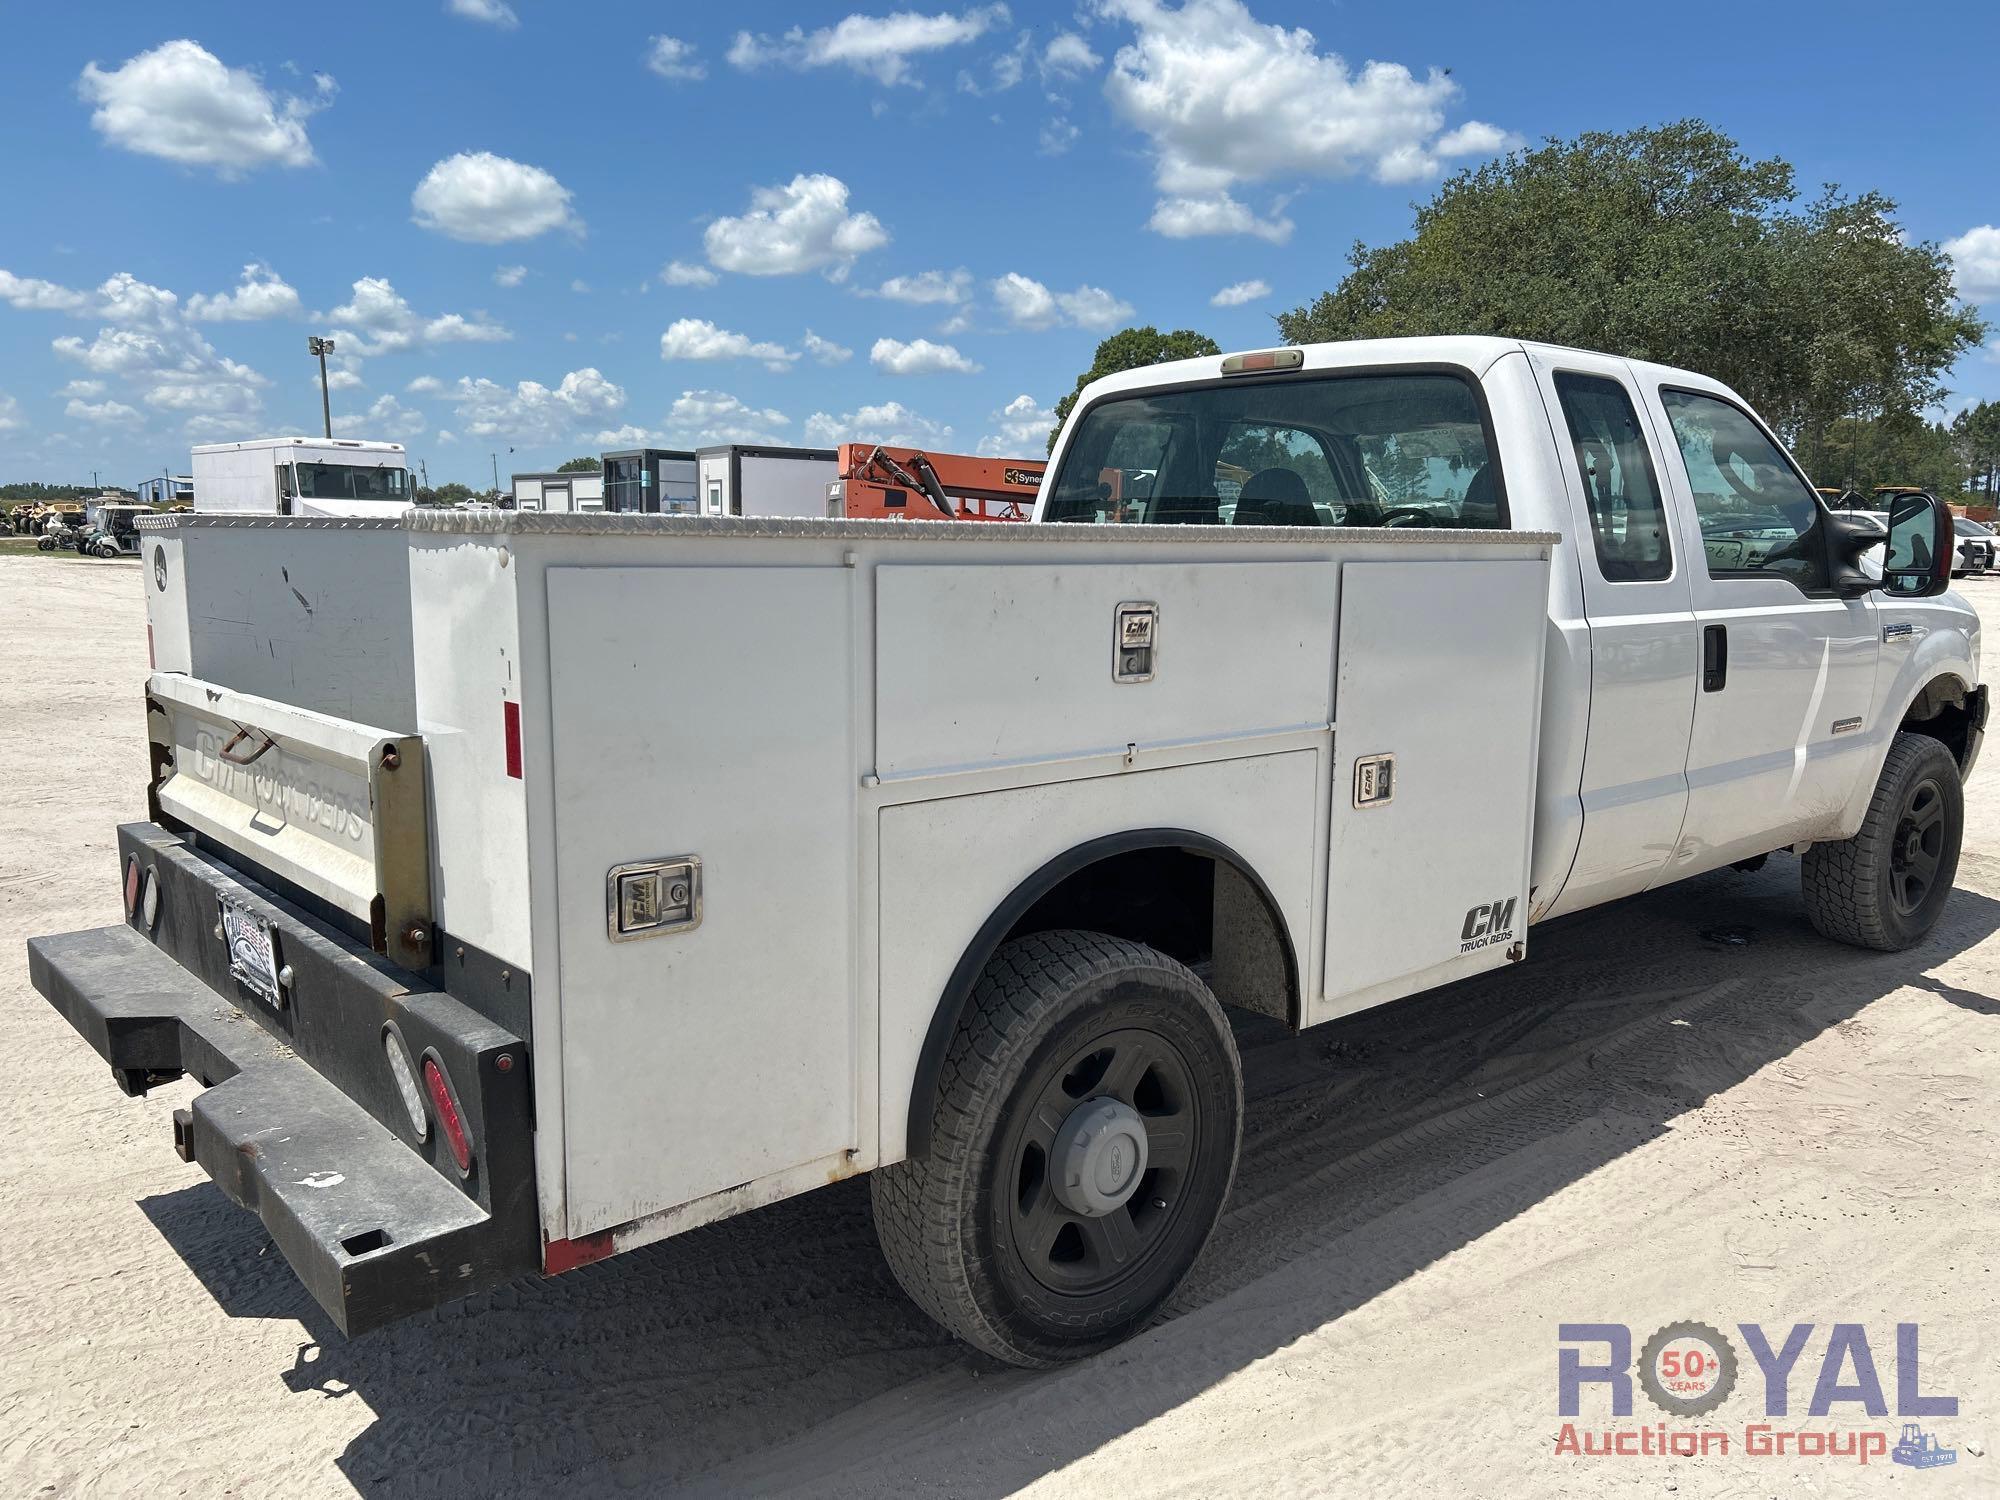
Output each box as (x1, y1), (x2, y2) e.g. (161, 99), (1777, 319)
(1953, 400), (2000, 511)
(557, 455), (601, 472)
(1816, 411), (1964, 499)
(1048, 326), (1222, 451)
(1276, 121), (1984, 470)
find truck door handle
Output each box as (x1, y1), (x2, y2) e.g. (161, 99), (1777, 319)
(1702, 624), (1728, 692)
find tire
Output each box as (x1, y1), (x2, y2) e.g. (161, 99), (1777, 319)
(872, 929), (1242, 1367)
(1802, 731), (1963, 951)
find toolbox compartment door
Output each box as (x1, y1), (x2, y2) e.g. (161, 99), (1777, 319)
(1319, 557), (1549, 1020)
(545, 564), (857, 1235)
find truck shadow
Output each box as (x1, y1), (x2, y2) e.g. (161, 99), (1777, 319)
(137, 860), (2000, 1498)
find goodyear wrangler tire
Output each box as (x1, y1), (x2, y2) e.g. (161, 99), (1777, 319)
(1802, 731), (1963, 951)
(871, 929), (1242, 1367)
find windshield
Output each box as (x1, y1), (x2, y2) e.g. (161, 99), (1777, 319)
(1954, 517), (1989, 536)
(1041, 371), (1502, 528)
(294, 462), (410, 502)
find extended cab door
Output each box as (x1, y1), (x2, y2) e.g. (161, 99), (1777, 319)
(1527, 351), (1698, 917)
(1643, 382), (1879, 874)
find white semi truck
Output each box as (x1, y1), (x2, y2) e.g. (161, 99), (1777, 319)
(27, 337), (1981, 1366)
(191, 437), (412, 517)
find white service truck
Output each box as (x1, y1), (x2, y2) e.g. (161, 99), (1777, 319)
(27, 337), (1981, 1366)
(191, 437), (413, 517)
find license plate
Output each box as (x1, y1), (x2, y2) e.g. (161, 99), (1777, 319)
(220, 896), (284, 1008)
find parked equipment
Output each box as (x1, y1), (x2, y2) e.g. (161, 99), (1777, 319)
(695, 444), (836, 518)
(192, 437), (412, 516)
(829, 444), (1043, 521)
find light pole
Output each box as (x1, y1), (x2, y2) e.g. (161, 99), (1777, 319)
(307, 335), (336, 438)
(490, 452), (501, 498)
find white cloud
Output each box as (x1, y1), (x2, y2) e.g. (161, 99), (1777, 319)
(871, 336), (981, 374)
(958, 30), (1031, 95)
(1210, 277), (1271, 307)
(94, 272), (181, 328)
(871, 268), (973, 304)
(570, 279), (590, 294)
(406, 375), (446, 395)
(703, 173), (889, 279)
(660, 259), (719, 287)
(1039, 116), (1080, 155)
(990, 272), (1134, 330)
(447, 0), (518, 28)
(1434, 120), (1520, 158)
(186, 262), (301, 322)
(803, 330), (854, 364)
(52, 322), (268, 426)
(493, 264), (529, 288)
(336, 393), (426, 439)
(976, 392), (1058, 455)
(65, 396), (143, 426)
(411, 151), (581, 244)
(323, 277), (511, 356)
(1097, 0), (1514, 235)
(647, 35), (705, 80)
(592, 423), (655, 446)
(78, 40), (331, 176)
(660, 317), (798, 370)
(1147, 192), (1292, 243)
(0, 394), (21, 433)
(1042, 32), (1101, 75)
(59, 379), (105, 399)
(0, 271), (91, 313)
(1946, 225), (2000, 302)
(664, 389), (791, 445)
(321, 368), (365, 392)
(729, 6), (1008, 87)
(449, 367), (627, 440)
(804, 399), (952, 447)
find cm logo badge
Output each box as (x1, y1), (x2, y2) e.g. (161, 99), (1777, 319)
(153, 544), (169, 592)
(1461, 897), (1517, 942)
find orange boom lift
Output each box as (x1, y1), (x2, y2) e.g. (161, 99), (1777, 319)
(829, 443), (1044, 522)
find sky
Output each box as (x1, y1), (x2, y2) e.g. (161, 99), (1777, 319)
(0, 0), (1996, 489)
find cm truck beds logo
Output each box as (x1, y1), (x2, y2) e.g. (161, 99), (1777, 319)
(1461, 897), (1516, 952)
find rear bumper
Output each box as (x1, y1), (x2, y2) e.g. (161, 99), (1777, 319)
(26, 824), (540, 1335)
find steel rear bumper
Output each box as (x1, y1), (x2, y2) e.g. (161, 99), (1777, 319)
(25, 826), (540, 1337)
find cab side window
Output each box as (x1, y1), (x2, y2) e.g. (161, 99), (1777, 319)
(1553, 373), (1671, 582)
(1659, 389), (1827, 590)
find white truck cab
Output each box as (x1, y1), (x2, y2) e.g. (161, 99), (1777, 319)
(190, 437), (412, 517)
(28, 337), (1980, 1368)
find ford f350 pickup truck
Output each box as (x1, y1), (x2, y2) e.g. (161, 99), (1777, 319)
(26, 337), (1982, 1367)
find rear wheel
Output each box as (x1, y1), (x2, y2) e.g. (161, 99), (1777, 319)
(872, 929), (1241, 1367)
(1802, 731), (1963, 951)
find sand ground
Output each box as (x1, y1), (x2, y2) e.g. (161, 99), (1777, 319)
(1, 552), (1995, 1498)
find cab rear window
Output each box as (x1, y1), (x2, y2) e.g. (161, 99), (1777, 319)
(1042, 371), (1504, 529)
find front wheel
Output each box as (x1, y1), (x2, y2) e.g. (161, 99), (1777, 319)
(1802, 731), (1963, 951)
(872, 929), (1242, 1367)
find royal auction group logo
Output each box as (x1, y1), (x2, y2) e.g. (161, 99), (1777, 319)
(1557, 1321), (1959, 1469)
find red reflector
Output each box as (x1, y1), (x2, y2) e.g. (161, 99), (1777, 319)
(544, 1230), (615, 1275)
(123, 856), (142, 917)
(503, 700), (523, 779)
(422, 1055), (473, 1173)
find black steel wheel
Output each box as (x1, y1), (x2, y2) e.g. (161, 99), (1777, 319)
(1803, 731), (1963, 951)
(872, 929), (1241, 1367)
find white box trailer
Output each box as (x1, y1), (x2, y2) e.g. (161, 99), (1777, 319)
(191, 437), (412, 517)
(511, 470), (605, 513)
(695, 444), (837, 518)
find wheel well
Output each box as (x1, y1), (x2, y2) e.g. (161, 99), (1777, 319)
(903, 830), (1299, 1157)
(1900, 675), (1978, 771)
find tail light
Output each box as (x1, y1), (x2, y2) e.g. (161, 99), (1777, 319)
(123, 856), (142, 917)
(422, 1052), (473, 1174)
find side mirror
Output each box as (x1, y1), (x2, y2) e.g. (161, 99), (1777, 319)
(1822, 500), (1888, 599)
(1882, 491), (1953, 598)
